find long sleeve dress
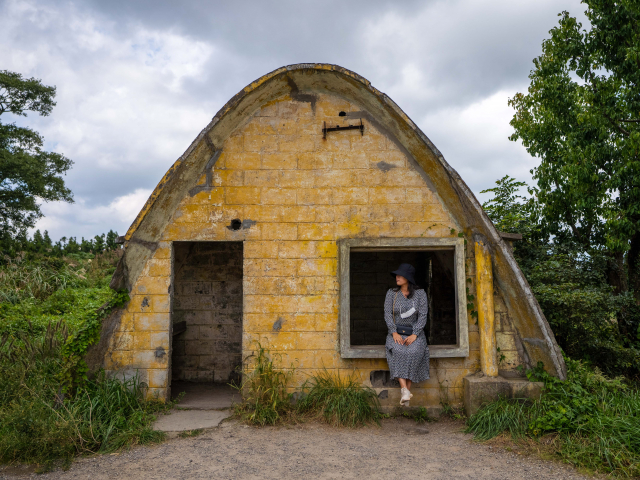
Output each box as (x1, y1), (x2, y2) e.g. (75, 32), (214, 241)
(384, 288), (430, 383)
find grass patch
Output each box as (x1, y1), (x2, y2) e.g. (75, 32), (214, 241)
(0, 343), (168, 470)
(466, 358), (640, 478)
(296, 369), (383, 427)
(0, 251), (120, 336)
(178, 429), (204, 438)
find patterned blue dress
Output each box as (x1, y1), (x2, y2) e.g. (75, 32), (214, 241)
(384, 288), (430, 383)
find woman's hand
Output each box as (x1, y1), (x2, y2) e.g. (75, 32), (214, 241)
(392, 332), (404, 345)
(404, 334), (418, 346)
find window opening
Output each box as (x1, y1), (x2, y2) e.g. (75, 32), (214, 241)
(349, 250), (456, 346)
(338, 238), (469, 359)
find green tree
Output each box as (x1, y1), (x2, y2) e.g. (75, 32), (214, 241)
(508, 1), (640, 297)
(481, 175), (547, 275)
(482, 175), (640, 377)
(480, 175), (541, 236)
(0, 70), (74, 249)
(105, 230), (119, 251)
(93, 234), (105, 253)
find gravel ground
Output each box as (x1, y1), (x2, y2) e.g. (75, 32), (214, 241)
(0, 418), (593, 480)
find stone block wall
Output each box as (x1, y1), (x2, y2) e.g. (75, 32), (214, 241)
(172, 242), (243, 383)
(104, 242), (173, 399)
(108, 91), (507, 404)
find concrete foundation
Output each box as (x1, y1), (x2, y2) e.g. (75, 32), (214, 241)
(153, 409), (230, 432)
(463, 375), (543, 416)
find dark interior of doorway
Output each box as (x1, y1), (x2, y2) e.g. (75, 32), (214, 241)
(170, 241), (243, 408)
(349, 250), (457, 346)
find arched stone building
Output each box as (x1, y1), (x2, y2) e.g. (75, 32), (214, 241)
(99, 64), (564, 413)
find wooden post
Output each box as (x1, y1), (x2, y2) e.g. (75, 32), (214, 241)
(475, 240), (498, 377)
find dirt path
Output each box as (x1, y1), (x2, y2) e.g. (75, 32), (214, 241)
(1, 418), (592, 480)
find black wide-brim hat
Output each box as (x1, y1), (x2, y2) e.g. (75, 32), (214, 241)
(391, 263), (416, 285)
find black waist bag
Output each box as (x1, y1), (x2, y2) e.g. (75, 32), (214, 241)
(396, 325), (414, 336)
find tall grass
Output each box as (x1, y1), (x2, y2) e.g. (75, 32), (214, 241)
(233, 342), (295, 426)
(297, 369), (382, 427)
(0, 370), (165, 469)
(233, 345), (383, 427)
(0, 252), (120, 337)
(0, 325), (167, 469)
(466, 358), (640, 478)
(0, 258), (85, 304)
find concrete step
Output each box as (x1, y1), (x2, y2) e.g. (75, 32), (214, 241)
(153, 409), (232, 432)
(153, 382), (239, 433)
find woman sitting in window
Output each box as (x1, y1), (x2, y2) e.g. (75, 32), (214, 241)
(384, 263), (430, 406)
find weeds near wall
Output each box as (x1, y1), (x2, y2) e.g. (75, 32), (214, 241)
(437, 378), (465, 420)
(297, 369), (383, 427)
(233, 345), (383, 428)
(466, 358), (640, 478)
(233, 342), (295, 426)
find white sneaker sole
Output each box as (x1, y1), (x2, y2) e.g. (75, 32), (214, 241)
(400, 393), (413, 406)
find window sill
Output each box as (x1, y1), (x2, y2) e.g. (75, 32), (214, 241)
(341, 344), (470, 359)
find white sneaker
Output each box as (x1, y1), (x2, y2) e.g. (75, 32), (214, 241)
(400, 387), (412, 406)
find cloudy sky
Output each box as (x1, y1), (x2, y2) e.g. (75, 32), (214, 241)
(1, 0), (587, 242)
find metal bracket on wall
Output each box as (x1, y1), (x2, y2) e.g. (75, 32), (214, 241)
(322, 119), (364, 140)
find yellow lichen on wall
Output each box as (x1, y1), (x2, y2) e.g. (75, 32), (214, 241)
(111, 92), (492, 403)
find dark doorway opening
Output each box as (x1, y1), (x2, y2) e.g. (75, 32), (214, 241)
(350, 250), (457, 347)
(170, 241), (243, 407)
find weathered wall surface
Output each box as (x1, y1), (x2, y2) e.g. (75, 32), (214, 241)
(106, 91), (524, 404)
(172, 242), (243, 383)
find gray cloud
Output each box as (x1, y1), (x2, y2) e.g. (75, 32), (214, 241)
(0, 0), (587, 241)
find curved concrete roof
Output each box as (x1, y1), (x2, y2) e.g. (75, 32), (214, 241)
(118, 63), (566, 379)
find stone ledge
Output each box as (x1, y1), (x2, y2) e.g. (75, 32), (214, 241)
(463, 375), (543, 416)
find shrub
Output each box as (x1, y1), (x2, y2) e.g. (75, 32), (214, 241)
(0, 286), (116, 337)
(481, 175), (640, 380)
(233, 342), (294, 426)
(527, 253), (640, 379)
(466, 358), (640, 477)
(296, 369), (383, 427)
(0, 250), (164, 469)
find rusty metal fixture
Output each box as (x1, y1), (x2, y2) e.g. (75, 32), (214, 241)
(322, 118), (364, 140)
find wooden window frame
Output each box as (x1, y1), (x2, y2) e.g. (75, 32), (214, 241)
(338, 237), (469, 358)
